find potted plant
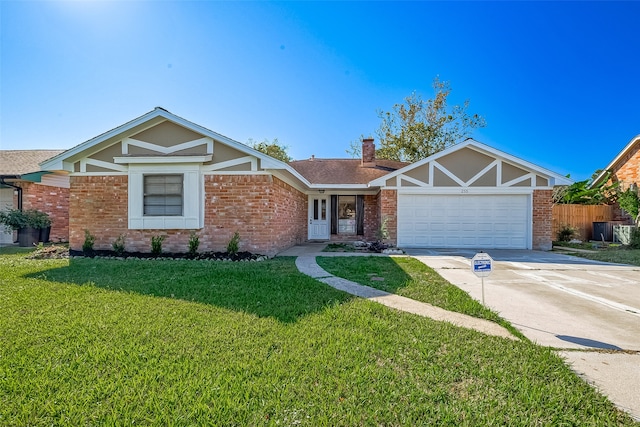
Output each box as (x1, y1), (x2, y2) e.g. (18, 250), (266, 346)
(31, 210), (53, 243)
(0, 208), (51, 246)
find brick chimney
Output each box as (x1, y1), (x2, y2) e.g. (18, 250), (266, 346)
(361, 138), (376, 168)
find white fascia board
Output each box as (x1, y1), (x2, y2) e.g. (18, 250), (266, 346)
(40, 108), (170, 170)
(396, 187), (534, 195)
(590, 134), (640, 188)
(308, 184), (372, 190)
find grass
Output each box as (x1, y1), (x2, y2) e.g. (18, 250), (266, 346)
(1, 253), (637, 425)
(317, 256), (521, 337)
(553, 242), (640, 266)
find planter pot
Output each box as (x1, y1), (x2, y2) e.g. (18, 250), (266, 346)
(18, 227), (40, 247)
(39, 226), (51, 243)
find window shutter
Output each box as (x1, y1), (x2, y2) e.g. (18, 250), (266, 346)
(330, 195), (338, 235)
(356, 195), (364, 235)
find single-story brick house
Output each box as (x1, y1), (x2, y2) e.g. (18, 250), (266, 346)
(40, 107), (571, 255)
(0, 150), (68, 244)
(591, 134), (639, 192)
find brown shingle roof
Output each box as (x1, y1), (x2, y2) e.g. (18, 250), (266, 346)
(289, 158), (408, 185)
(0, 150), (65, 175)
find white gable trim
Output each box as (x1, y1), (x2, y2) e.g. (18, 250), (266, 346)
(398, 174), (427, 187)
(467, 159), (499, 186)
(202, 156), (257, 172)
(432, 161), (466, 187)
(114, 155), (213, 164)
(39, 108), (306, 182)
(80, 158), (128, 172)
(370, 139), (572, 187)
(123, 136), (213, 155)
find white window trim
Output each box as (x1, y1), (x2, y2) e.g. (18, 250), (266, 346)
(128, 164), (203, 230)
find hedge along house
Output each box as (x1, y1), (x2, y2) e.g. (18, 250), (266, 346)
(0, 150), (68, 244)
(41, 108), (571, 255)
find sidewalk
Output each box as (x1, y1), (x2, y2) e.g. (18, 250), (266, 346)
(284, 247), (516, 340)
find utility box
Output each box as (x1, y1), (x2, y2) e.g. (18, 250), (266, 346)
(613, 225), (637, 245)
(593, 222), (613, 241)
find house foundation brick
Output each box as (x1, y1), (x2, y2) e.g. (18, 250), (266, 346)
(70, 174), (307, 256)
(532, 189), (553, 250)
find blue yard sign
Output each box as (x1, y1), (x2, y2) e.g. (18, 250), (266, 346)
(471, 252), (493, 278)
(471, 252), (493, 304)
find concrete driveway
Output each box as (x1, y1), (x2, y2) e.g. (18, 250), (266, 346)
(407, 249), (640, 420)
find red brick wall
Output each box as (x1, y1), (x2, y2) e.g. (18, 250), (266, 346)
(378, 189), (397, 244)
(202, 175), (307, 255)
(19, 182), (70, 242)
(70, 174), (307, 256)
(533, 189), (553, 250)
(363, 194), (379, 240)
(69, 175), (129, 251)
(611, 143), (640, 188)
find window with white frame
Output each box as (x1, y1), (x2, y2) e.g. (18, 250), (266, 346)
(143, 174), (183, 216)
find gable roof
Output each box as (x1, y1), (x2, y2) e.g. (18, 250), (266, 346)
(289, 158), (408, 185)
(40, 107), (295, 170)
(369, 138), (573, 187)
(591, 134), (640, 187)
(0, 150), (65, 176)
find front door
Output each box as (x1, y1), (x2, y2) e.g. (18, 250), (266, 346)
(308, 196), (329, 240)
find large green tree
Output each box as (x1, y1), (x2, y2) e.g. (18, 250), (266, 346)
(373, 78), (486, 162)
(248, 138), (292, 162)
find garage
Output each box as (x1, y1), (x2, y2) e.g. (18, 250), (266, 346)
(397, 193), (531, 249)
(0, 188), (14, 244)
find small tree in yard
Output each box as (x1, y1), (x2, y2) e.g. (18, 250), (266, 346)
(617, 188), (640, 226)
(374, 77), (486, 162)
(248, 138), (292, 162)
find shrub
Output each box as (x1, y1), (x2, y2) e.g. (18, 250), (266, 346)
(112, 234), (126, 256)
(557, 224), (577, 242)
(227, 231), (240, 255)
(0, 208), (50, 230)
(188, 231), (199, 257)
(618, 188), (640, 225)
(82, 230), (95, 253)
(629, 227), (640, 249)
(151, 235), (166, 255)
(376, 216), (390, 241)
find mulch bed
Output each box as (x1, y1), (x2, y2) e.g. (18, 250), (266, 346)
(26, 245), (266, 261)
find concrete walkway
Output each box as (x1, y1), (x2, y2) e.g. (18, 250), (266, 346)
(286, 249), (516, 340)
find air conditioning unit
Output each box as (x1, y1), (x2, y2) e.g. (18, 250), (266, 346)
(613, 225), (637, 245)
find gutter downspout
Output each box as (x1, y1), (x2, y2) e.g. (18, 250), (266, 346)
(0, 176), (22, 210)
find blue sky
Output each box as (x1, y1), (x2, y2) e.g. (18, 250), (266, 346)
(1, 1), (639, 181)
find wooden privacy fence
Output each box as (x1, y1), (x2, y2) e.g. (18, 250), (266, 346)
(552, 204), (614, 241)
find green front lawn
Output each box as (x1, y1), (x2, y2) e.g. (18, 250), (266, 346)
(572, 249), (640, 266)
(0, 253), (635, 425)
(317, 256), (522, 338)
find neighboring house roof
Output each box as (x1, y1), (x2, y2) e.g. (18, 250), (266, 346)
(591, 134), (640, 187)
(0, 150), (65, 176)
(289, 158), (408, 185)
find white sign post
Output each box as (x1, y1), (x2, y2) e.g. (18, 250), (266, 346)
(471, 252), (493, 304)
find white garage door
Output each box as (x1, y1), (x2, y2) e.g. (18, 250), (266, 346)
(0, 188), (14, 244)
(398, 194), (530, 249)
